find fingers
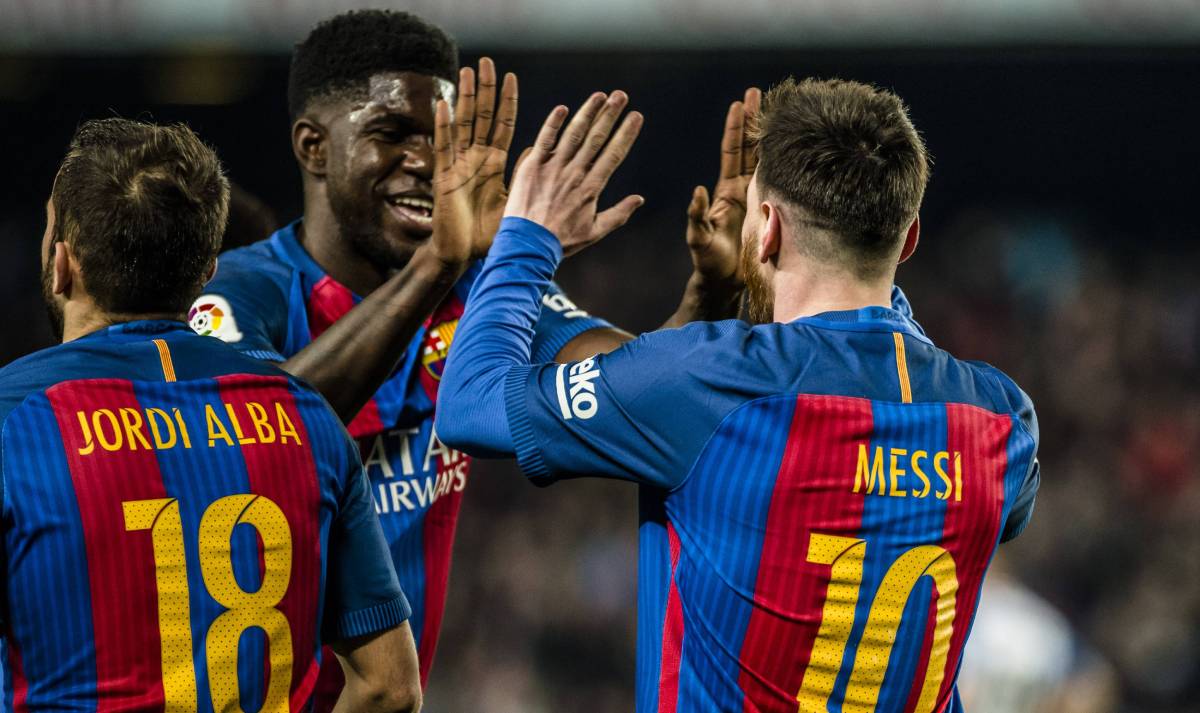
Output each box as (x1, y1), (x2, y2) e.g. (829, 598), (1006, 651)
(530, 105), (569, 161)
(741, 87), (762, 175)
(569, 91), (629, 171)
(687, 185), (711, 237)
(454, 66), (476, 155)
(554, 92), (608, 164)
(591, 195), (645, 243)
(492, 72), (518, 151)
(720, 100), (745, 180)
(586, 110), (643, 190)
(473, 57), (497, 146)
(433, 99), (454, 177)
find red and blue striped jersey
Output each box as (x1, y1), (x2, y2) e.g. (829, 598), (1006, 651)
(189, 222), (612, 688)
(440, 217), (1040, 713)
(503, 312), (1039, 712)
(0, 321), (408, 713)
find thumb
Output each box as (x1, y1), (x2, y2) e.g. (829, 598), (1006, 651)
(591, 195), (645, 242)
(510, 147), (535, 183)
(687, 185), (710, 225)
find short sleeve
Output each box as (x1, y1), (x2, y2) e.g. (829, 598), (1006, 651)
(189, 251), (292, 362)
(503, 321), (748, 490)
(322, 458), (411, 642)
(529, 282), (615, 362)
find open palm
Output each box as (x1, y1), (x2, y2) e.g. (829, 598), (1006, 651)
(431, 58), (517, 267)
(686, 87), (761, 289)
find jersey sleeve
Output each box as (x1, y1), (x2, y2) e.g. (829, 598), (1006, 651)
(322, 452), (411, 643)
(529, 282), (616, 363)
(504, 322), (744, 489)
(189, 250), (292, 362)
(991, 370), (1041, 543)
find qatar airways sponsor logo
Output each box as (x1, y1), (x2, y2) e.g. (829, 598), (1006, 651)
(541, 292), (589, 319)
(364, 426), (469, 514)
(556, 357), (600, 420)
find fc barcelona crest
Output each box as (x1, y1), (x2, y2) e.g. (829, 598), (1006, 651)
(422, 319), (459, 381)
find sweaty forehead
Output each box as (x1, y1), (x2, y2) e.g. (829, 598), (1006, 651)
(341, 71), (456, 124)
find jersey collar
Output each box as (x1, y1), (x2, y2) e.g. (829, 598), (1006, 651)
(797, 305), (932, 344)
(74, 319), (195, 343)
(267, 220), (335, 289)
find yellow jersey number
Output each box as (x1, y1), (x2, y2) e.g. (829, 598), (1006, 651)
(123, 495), (294, 713)
(797, 533), (959, 713)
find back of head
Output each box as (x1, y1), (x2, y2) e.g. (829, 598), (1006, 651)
(52, 118), (229, 314)
(287, 9), (458, 120)
(755, 78), (930, 279)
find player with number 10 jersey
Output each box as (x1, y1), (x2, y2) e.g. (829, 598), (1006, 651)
(437, 80), (1042, 711)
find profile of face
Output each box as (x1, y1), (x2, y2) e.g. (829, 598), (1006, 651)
(314, 71), (455, 270)
(740, 174), (775, 325)
(40, 197), (65, 341)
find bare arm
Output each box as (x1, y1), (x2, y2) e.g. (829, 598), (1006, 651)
(280, 252), (461, 419)
(331, 624), (421, 713)
(279, 59), (519, 422)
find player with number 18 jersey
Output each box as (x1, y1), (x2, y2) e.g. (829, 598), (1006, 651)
(0, 321), (408, 712)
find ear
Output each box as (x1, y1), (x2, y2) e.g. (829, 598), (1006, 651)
(292, 117), (328, 178)
(758, 201), (784, 264)
(52, 241), (73, 296)
(898, 215), (920, 264)
(205, 256), (218, 285)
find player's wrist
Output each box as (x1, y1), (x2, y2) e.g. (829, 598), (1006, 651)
(408, 244), (470, 285)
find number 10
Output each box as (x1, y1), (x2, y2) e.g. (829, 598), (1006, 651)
(796, 533), (959, 713)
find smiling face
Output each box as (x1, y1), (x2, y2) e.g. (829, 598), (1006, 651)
(319, 71), (455, 269)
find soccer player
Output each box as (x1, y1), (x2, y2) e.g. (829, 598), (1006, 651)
(437, 79), (1041, 712)
(190, 10), (747, 697)
(1, 119), (419, 712)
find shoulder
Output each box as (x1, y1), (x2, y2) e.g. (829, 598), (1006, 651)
(0, 344), (82, 425)
(962, 360), (1037, 430)
(208, 240), (296, 296)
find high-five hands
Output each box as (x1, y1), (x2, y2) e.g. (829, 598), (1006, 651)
(430, 58), (518, 268)
(504, 91), (644, 256)
(686, 87), (762, 291)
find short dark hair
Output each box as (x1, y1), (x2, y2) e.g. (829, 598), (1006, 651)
(754, 77), (930, 277)
(52, 118), (229, 315)
(288, 9), (458, 120)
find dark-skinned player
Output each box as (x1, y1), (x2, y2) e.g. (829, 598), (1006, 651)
(187, 10), (753, 700)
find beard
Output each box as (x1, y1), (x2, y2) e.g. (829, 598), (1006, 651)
(327, 180), (419, 274)
(41, 254), (64, 342)
(741, 232), (774, 325)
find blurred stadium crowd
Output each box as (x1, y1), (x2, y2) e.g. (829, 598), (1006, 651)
(2, 45), (1199, 712)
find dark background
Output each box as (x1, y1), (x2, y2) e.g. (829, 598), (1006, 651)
(2, 47), (1199, 711)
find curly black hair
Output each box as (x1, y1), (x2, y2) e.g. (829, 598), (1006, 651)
(287, 9), (458, 120)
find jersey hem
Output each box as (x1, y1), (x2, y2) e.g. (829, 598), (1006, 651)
(326, 593), (413, 642)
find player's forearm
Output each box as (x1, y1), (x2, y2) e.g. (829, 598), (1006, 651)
(438, 217), (560, 454)
(662, 272), (744, 328)
(280, 250), (465, 423)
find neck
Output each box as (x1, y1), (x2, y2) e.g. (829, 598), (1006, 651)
(62, 302), (184, 343)
(771, 261), (893, 323)
(299, 181), (391, 296)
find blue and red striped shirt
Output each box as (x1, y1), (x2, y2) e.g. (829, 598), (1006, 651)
(190, 222), (612, 690)
(0, 320), (407, 713)
(438, 218), (1041, 713)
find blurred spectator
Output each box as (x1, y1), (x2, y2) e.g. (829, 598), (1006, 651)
(221, 182), (278, 251)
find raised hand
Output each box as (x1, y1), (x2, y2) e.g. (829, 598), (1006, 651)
(429, 57), (518, 267)
(686, 87), (762, 290)
(504, 91), (644, 256)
